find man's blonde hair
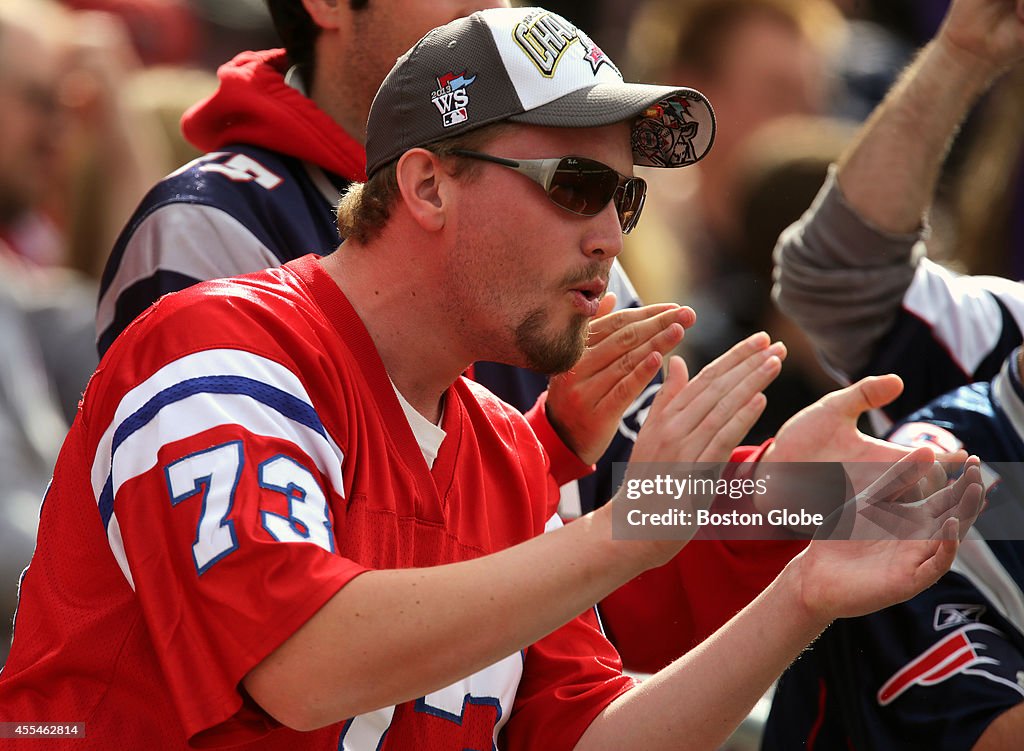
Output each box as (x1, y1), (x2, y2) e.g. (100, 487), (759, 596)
(337, 122), (514, 244)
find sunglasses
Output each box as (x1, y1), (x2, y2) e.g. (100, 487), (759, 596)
(450, 150), (647, 234)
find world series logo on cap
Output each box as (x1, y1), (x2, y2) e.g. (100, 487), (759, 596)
(432, 71), (477, 127)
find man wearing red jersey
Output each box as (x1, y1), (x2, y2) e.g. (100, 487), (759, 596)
(0, 7), (983, 750)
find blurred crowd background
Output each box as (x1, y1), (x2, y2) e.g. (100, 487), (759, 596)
(0, 0), (1020, 687)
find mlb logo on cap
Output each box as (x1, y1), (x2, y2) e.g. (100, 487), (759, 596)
(365, 6), (716, 177)
(433, 71), (476, 127)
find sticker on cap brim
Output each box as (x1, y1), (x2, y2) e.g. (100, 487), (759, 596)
(633, 91), (715, 168)
(432, 71), (477, 128)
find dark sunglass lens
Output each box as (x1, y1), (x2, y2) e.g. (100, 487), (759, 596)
(548, 157), (619, 216)
(618, 178), (647, 234)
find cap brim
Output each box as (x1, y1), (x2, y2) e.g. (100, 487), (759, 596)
(509, 83), (716, 169)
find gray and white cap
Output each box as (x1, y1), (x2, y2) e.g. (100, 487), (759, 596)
(365, 6), (716, 177)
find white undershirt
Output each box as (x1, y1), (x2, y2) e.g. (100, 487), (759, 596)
(392, 384), (446, 469)
(284, 65), (307, 95)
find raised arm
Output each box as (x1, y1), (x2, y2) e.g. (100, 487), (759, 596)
(837, 0), (1024, 231)
(774, 0), (1024, 396)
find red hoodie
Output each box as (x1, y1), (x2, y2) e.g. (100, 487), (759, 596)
(182, 49), (367, 182)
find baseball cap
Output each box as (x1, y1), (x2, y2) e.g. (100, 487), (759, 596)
(364, 6), (716, 177)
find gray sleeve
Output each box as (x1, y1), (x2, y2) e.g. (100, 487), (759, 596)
(0, 284), (71, 615)
(23, 274), (99, 423)
(772, 166), (926, 380)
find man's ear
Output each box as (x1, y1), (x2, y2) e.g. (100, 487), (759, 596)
(395, 149), (449, 233)
(301, 0), (344, 29)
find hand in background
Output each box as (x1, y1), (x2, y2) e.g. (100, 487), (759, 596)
(791, 451), (984, 622)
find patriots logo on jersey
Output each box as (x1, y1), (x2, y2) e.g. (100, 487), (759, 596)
(878, 623), (1024, 705)
(888, 421), (963, 453)
(933, 603), (986, 631)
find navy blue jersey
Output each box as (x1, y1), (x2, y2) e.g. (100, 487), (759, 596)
(858, 264), (1024, 425)
(763, 351), (1024, 750)
(775, 170), (1024, 427)
(97, 145), (345, 355)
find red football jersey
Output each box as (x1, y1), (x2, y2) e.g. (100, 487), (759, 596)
(0, 256), (631, 749)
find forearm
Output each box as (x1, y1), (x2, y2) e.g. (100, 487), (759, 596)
(974, 702), (1024, 750)
(774, 29), (998, 379)
(245, 506), (658, 730)
(772, 170), (922, 378)
(837, 36), (1000, 233)
(576, 557), (827, 751)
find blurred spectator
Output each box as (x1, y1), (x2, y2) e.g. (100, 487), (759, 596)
(60, 11), (177, 280)
(727, 115), (856, 441)
(121, 65), (218, 168)
(0, 1), (68, 267)
(528, 1), (640, 61)
(618, 0), (845, 373)
(0, 3), (68, 665)
(948, 66), (1024, 280)
(61, 0), (200, 66)
(0, 0), (179, 665)
(828, 17), (914, 122)
(0, 245), (90, 667)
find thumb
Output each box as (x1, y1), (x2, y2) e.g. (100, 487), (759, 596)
(651, 354), (689, 411)
(828, 374), (904, 419)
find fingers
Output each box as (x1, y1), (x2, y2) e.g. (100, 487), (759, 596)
(934, 447), (969, 474)
(917, 519), (960, 587)
(660, 337), (783, 462)
(592, 291), (617, 321)
(859, 446), (937, 503)
(649, 354), (689, 410)
(908, 462), (978, 530)
(856, 455), (984, 541)
(667, 332), (782, 412)
(587, 299), (695, 349)
(914, 461), (950, 501)
(593, 349), (665, 422)
(578, 306), (690, 381)
(908, 458), (983, 541)
(567, 301), (694, 417)
(923, 467), (975, 519)
(695, 392), (768, 462)
(680, 342), (783, 428)
(949, 458), (984, 540)
(953, 480), (984, 541)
